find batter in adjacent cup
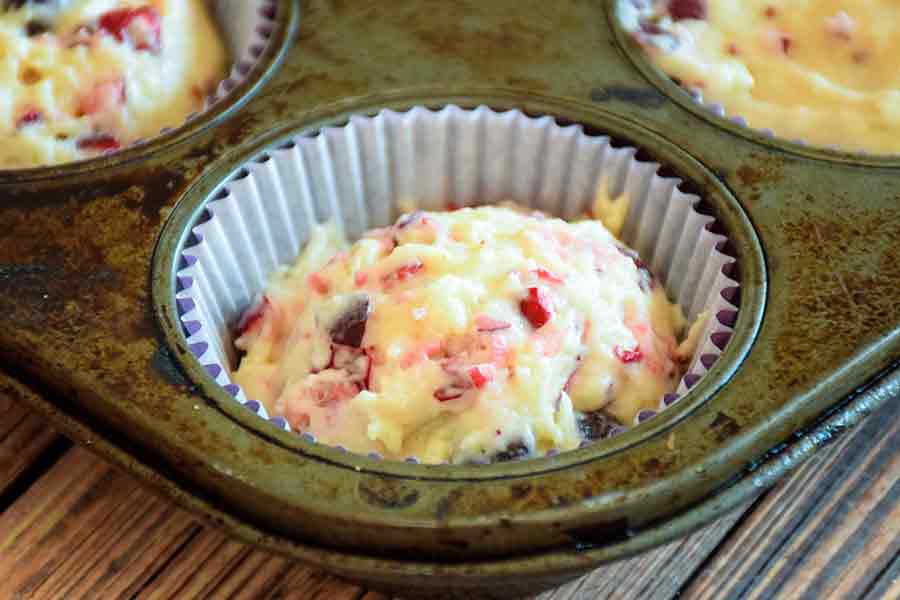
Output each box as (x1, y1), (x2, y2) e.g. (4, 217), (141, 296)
(0, 0), (227, 168)
(623, 0), (900, 153)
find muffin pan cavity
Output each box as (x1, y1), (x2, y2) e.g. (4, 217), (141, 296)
(152, 98), (766, 476)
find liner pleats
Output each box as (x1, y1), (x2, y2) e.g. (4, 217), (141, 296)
(176, 105), (740, 458)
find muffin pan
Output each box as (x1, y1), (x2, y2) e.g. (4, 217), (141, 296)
(0, 1), (898, 598)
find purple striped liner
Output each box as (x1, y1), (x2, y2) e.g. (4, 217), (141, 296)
(201, 1), (279, 113)
(173, 105), (741, 463)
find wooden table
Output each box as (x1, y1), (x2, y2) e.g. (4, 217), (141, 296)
(1, 375), (897, 600)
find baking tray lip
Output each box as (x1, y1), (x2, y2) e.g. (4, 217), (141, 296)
(6, 352), (893, 575)
(0, 0), (300, 185)
(150, 89), (767, 481)
(605, 0), (900, 167)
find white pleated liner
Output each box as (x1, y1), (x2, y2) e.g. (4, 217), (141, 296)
(204, 0), (278, 110)
(175, 105), (740, 455)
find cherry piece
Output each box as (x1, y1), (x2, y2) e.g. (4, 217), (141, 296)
(307, 273), (330, 295)
(668, 0), (706, 21)
(382, 260), (424, 288)
(520, 287), (552, 329)
(98, 6), (161, 52)
(236, 295), (270, 337)
(780, 35), (793, 54)
(467, 365), (493, 389)
(533, 267), (564, 284)
(434, 385), (466, 402)
(16, 108), (42, 129)
(76, 133), (121, 152)
(614, 345), (644, 364)
(78, 79), (126, 116)
(475, 315), (512, 332)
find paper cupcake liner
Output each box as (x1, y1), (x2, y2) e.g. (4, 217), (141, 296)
(174, 105), (740, 462)
(688, 90), (814, 150)
(202, 0), (278, 112)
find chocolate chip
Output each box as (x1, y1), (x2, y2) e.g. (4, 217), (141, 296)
(329, 294), (370, 348)
(578, 410), (619, 441)
(25, 20), (49, 36)
(493, 441), (531, 463)
(3, 0), (51, 11)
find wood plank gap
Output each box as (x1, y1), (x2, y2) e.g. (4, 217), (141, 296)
(0, 435), (71, 512)
(681, 398), (899, 600)
(129, 525), (205, 600)
(860, 542), (900, 600)
(138, 535), (255, 599)
(744, 414), (899, 600)
(256, 561), (301, 600)
(0, 405), (29, 437)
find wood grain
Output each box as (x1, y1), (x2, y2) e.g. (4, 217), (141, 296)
(682, 398), (900, 600)
(539, 503), (753, 600)
(0, 443), (368, 600)
(0, 385), (896, 600)
(0, 376), (62, 496)
(140, 528), (369, 600)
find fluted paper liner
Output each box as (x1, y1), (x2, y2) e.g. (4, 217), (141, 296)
(175, 105), (740, 460)
(202, 0), (278, 112)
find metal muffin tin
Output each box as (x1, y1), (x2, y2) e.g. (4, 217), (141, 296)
(1, 1), (898, 597)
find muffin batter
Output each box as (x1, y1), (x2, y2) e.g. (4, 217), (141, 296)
(234, 206), (695, 464)
(0, 0), (227, 168)
(623, 0), (900, 153)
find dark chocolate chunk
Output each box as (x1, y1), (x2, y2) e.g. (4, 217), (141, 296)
(493, 441), (531, 463)
(329, 294), (370, 348)
(578, 410), (619, 441)
(4, 0), (52, 11)
(25, 20), (50, 36)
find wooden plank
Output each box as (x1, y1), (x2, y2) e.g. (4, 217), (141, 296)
(0, 381), (895, 600)
(682, 398), (900, 600)
(140, 531), (254, 598)
(540, 503), (753, 600)
(0, 376), (63, 496)
(0, 447), (199, 599)
(863, 549), (899, 600)
(141, 528), (367, 600)
(0, 439), (371, 600)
